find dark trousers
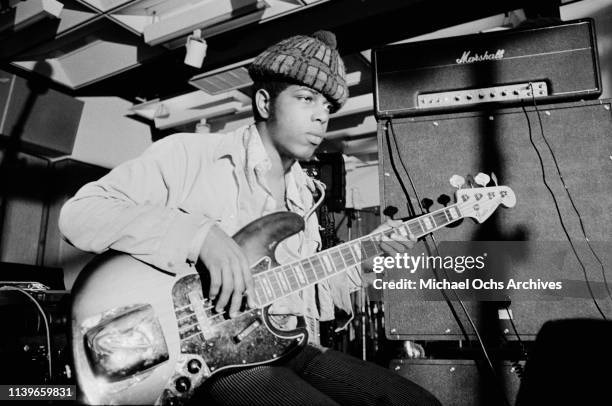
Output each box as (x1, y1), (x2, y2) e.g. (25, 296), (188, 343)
(199, 345), (441, 406)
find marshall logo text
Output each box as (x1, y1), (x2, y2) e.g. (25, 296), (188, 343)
(456, 49), (505, 64)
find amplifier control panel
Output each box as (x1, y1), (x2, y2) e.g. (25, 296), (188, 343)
(417, 82), (548, 109)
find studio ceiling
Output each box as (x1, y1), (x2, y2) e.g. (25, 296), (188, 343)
(1, 0), (537, 154)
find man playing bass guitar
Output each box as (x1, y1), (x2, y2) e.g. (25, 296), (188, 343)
(60, 30), (441, 406)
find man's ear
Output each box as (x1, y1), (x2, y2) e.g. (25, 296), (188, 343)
(254, 88), (272, 120)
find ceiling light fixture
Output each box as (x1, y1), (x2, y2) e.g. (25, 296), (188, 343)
(184, 29), (207, 68)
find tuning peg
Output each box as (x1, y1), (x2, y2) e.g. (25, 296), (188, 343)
(491, 172), (498, 186)
(449, 175), (465, 189)
(437, 194), (451, 207)
(474, 172), (490, 187)
(421, 198), (434, 212)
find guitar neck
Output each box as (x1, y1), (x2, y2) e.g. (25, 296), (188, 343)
(251, 203), (465, 308)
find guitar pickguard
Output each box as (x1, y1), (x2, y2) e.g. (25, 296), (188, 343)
(157, 273), (305, 405)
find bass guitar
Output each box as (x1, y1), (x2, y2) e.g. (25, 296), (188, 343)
(71, 182), (515, 405)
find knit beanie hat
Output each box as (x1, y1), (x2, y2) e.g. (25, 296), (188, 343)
(248, 30), (349, 111)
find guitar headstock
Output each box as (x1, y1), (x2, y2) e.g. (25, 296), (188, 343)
(455, 185), (516, 223)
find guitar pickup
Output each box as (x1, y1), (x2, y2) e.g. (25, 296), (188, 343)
(234, 319), (261, 344)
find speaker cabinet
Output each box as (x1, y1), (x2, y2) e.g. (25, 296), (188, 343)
(0, 70), (83, 157)
(0, 150), (50, 265)
(391, 359), (521, 406)
(0, 154), (107, 288)
(380, 99), (612, 340)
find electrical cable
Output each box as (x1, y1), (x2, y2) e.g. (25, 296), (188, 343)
(382, 121), (418, 217)
(521, 87), (607, 319)
(503, 305), (527, 379)
(505, 307), (526, 356)
(0, 285), (53, 380)
(333, 213), (347, 235)
(528, 84), (612, 304)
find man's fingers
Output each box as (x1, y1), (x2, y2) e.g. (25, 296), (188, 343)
(387, 219), (403, 228)
(216, 265), (234, 313)
(381, 229), (416, 253)
(208, 266), (222, 299)
(240, 258), (256, 308)
(229, 258), (246, 317)
(380, 239), (407, 254)
(226, 243), (254, 309)
(392, 233), (415, 250)
(199, 226), (252, 315)
(229, 291), (244, 317)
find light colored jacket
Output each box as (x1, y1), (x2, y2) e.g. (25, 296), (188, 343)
(59, 124), (361, 328)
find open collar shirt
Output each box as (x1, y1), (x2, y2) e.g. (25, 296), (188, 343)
(60, 124), (361, 334)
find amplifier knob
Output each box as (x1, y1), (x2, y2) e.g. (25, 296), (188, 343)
(187, 359), (202, 374)
(478, 94), (484, 99)
(513, 90), (519, 95)
(175, 377), (191, 393)
(490, 92), (495, 98)
(454, 96), (460, 101)
(501, 91), (507, 96)
(466, 95), (473, 100)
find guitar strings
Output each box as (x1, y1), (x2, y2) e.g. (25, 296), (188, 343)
(175, 197), (506, 337)
(250, 196), (505, 300)
(91, 194), (504, 338)
(248, 197), (503, 307)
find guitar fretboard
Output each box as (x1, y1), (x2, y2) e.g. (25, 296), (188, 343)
(251, 203), (464, 307)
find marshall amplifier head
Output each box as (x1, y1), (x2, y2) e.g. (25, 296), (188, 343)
(373, 19), (601, 118)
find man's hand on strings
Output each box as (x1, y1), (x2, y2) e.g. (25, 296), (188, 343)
(199, 225), (256, 317)
(362, 219), (416, 277)
(373, 219), (416, 257)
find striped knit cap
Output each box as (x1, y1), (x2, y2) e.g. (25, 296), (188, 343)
(248, 30), (348, 111)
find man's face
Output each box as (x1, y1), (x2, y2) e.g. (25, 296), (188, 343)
(266, 84), (333, 161)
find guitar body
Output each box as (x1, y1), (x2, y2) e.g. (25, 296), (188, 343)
(71, 212), (308, 405)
